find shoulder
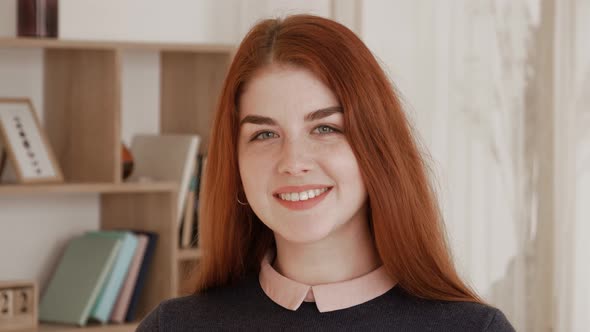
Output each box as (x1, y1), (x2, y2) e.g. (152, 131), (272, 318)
(423, 301), (514, 332)
(136, 274), (261, 331)
(382, 286), (515, 332)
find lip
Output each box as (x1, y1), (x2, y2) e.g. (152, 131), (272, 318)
(273, 184), (332, 195)
(273, 185), (333, 211)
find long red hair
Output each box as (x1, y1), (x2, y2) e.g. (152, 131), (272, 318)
(192, 14), (482, 303)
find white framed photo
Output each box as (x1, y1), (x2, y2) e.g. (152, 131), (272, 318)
(0, 98), (63, 184)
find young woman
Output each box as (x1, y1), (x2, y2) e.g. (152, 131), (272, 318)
(138, 14), (514, 331)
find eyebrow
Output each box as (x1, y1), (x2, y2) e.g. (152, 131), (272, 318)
(239, 106), (343, 128)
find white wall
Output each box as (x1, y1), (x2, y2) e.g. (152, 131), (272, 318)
(236, 0), (332, 38)
(60, 0), (332, 44)
(59, 0), (240, 44)
(0, 195), (99, 287)
(0, 1), (16, 37)
(554, 1), (590, 331)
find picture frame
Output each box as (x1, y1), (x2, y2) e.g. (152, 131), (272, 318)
(0, 98), (63, 184)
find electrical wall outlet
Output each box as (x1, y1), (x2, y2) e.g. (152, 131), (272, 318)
(0, 289), (13, 319)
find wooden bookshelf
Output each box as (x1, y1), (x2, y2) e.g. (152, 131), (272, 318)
(0, 37), (233, 53)
(0, 182), (177, 195)
(1, 37), (233, 330)
(177, 248), (203, 261)
(17, 323), (139, 332)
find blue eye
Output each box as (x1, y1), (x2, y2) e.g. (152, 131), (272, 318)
(252, 131), (278, 141)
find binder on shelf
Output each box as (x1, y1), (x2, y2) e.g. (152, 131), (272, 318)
(110, 234), (149, 323)
(125, 231), (159, 322)
(180, 171), (198, 248)
(191, 155), (207, 247)
(39, 235), (122, 326)
(87, 231), (139, 324)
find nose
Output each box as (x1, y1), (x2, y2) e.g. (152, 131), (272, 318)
(277, 137), (313, 176)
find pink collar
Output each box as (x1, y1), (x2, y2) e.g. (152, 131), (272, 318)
(259, 251), (397, 312)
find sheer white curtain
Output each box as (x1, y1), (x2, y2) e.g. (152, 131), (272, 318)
(554, 0), (590, 331)
(359, 1), (579, 331)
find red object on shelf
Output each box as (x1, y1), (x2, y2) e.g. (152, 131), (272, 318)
(122, 143), (134, 180)
(17, 0), (58, 38)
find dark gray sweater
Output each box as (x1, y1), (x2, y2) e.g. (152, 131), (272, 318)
(136, 274), (515, 331)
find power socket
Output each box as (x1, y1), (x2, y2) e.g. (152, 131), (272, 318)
(0, 289), (13, 319)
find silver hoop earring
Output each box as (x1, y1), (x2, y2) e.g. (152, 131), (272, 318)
(237, 193), (248, 206)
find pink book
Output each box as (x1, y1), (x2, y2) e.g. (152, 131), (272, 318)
(110, 235), (148, 323)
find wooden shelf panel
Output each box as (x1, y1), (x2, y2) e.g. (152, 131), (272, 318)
(177, 248), (202, 261)
(0, 182), (177, 195)
(18, 322), (139, 332)
(44, 49), (121, 183)
(0, 37), (234, 54)
(160, 52), (231, 152)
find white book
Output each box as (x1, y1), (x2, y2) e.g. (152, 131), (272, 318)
(128, 134), (200, 227)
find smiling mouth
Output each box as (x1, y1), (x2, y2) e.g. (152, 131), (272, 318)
(274, 186), (333, 202)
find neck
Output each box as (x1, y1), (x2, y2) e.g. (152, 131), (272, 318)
(273, 212), (381, 285)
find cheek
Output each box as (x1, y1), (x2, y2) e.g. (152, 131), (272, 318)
(238, 148), (272, 194)
(324, 143), (366, 192)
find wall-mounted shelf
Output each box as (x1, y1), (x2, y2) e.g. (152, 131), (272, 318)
(177, 248), (202, 261)
(0, 182), (177, 195)
(0, 37), (233, 53)
(24, 322), (139, 332)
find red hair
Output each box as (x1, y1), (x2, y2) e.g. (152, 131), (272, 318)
(192, 14), (482, 303)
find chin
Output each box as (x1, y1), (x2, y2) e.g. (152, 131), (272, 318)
(274, 221), (338, 244)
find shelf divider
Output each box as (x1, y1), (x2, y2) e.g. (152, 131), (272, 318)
(44, 49), (121, 183)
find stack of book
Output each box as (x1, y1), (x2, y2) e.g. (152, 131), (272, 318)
(38, 230), (158, 326)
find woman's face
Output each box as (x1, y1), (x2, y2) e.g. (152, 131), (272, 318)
(237, 65), (368, 244)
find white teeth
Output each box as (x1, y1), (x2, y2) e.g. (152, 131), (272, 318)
(277, 188), (329, 202)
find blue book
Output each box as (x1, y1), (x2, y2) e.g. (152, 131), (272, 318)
(125, 231), (158, 322)
(87, 231), (138, 323)
(39, 235), (121, 326)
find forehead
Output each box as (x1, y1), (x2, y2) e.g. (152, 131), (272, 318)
(238, 65), (339, 117)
